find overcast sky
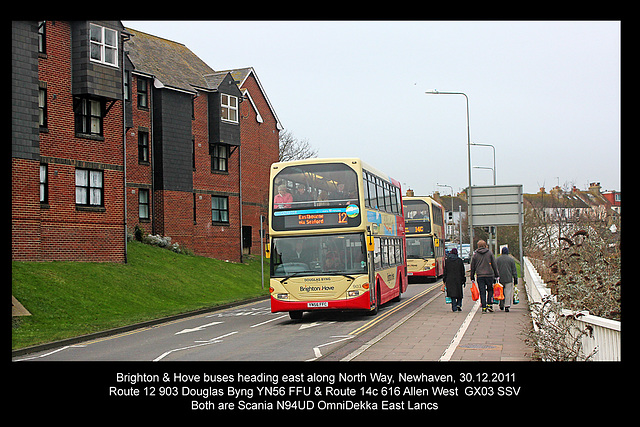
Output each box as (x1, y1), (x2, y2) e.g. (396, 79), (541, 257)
(124, 20), (621, 197)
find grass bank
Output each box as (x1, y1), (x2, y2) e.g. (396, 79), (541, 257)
(12, 241), (269, 350)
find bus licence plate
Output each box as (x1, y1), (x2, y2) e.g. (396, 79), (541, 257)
(307, 302), (328, 308)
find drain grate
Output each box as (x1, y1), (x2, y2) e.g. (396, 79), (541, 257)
(458, 343), (502, 350)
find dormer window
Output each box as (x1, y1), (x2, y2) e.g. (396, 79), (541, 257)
(221, 94), (238, 123)
(90, 24), (118, 67)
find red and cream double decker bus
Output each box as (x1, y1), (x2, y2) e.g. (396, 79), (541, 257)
(403, 196), (445, 280)
(268, 158), (407, 319)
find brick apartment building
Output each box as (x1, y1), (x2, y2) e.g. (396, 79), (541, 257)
(11, 21), (280, 263)
(12, 21), (128, 262)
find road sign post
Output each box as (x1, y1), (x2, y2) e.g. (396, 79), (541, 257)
(469, 185), (523, 263)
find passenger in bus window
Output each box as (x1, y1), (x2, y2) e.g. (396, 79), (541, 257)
(324, 250), (344, 270)
(406, 208), (419, 219)
(330, 183), (348, 203)
(316, 189), (329, 206)
(274, 185), (292, 209)
(288, 240), (312, 265)
(293, 184), (312, 207)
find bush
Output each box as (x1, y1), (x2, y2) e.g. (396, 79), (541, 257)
(134, 227), (192, 255)
(524, 206), (621, 321)
(526, 296), (598, 361)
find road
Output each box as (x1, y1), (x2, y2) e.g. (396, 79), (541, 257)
(14, 278), (444, 362)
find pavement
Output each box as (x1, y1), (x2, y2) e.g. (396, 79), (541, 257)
(345, 274), (535, 361)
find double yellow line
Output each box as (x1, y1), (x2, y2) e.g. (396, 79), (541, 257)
(349, 282), (440, 336)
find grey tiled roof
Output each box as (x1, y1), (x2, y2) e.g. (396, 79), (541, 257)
(125, 28), (215, 93)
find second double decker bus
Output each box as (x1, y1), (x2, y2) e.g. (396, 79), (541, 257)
(403, 196), (445, 280)
(268, 158), (407, 319)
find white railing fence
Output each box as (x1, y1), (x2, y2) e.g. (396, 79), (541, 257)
(522, 256), (621, 361)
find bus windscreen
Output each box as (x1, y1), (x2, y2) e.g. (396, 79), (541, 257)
(403, 199), (431, 234)
(270, 233), (367, 278)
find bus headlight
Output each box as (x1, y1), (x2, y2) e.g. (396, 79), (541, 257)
(347, 290), (360, 297)
(276, 293), (289, 300)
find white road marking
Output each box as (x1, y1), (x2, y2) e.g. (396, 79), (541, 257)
(174, 321), (223, 335)
(308, 335), (355, 361)
(153, 331), (237, 361)
(341, 290), (442, 361)
(299, 321), (335, 330)
(439, 300), (481, 361)
(13, 345), (74, 361)
(250, 314), (288, 328)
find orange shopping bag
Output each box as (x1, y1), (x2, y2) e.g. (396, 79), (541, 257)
(471, 281), (480, 301)
(493, 282), (504, 300)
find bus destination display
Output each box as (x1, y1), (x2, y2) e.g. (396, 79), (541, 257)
(405, 221), (431, 234)
(274, 206), (361, 230)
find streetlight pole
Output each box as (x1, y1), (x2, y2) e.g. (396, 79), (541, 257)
(473, 166), (495, 184)
(471, 142), (497, 254)
(425, 90), (473, 247)
(470, 142), (496, 185)
(437, 183), (460, 254)
(436, 182), (453, 236)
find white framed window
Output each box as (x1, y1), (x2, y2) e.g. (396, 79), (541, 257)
(221, 94), (238, 123)
(89, 23), (118, 67)
(40, 164), (48, 203)
(76, 169), (103, 207)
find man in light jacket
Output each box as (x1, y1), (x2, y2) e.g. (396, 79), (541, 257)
(470, 240), (499, 313)
(496, 247), (518, 312)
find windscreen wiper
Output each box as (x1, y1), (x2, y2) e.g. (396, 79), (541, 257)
(278, 271), (313, 283)
(324, 271), (357, 280)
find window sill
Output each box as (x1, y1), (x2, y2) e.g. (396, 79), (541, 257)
(76, 205), (106, 212)
(75, 133), (105, 142)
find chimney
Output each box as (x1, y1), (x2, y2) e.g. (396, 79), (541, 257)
(406, 189), (414, 197)
(589, 182), (601, 195)
(538, 187), (545, 194)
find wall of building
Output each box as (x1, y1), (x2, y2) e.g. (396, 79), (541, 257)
(239, 73), (280, 256)
(12, 20), (126, 262)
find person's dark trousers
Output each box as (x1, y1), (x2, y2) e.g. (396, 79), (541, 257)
(477, 276), (494, 309)
(451, 297), (462, 311)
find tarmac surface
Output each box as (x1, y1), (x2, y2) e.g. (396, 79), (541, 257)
(341, 273), (535, 362)
(13, 269), (535, 362)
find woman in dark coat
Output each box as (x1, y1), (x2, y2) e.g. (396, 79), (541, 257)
(442, 248), (466, 312)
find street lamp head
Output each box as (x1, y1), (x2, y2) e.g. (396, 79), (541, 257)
(425, 90), (439, 94)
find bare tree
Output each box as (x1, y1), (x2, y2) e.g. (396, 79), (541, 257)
(279, 130), (318, 162)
